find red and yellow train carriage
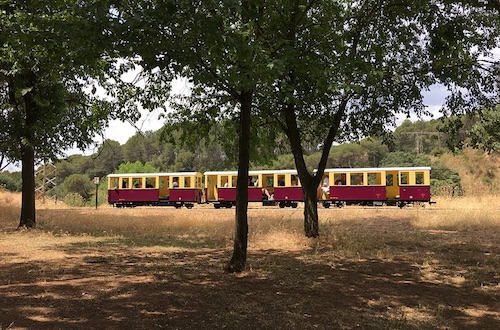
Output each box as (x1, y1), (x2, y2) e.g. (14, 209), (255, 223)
(204, 169), (303, 208)
(321, 167), (432, 208)
(107, 172), (203, 208)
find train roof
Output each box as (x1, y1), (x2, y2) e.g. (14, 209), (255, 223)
(322, 166), (432, 172)
(204, 169), (298, 176)
(107, 167), (431, 178)
(107, 172), (202, 178)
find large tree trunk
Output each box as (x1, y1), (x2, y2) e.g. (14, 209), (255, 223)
(302, 180), (319, 238)
(18, 87), (37, 229)
(19, 144), (36, 228)
(226, 91), (252, 273)
(282, 103), (321, 237)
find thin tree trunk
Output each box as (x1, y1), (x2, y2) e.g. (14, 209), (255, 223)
(226, 91), (252, 273)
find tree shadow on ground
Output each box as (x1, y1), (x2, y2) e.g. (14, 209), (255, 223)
(1, 239), (499, 330)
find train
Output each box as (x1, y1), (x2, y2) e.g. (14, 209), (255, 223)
(107, 167), (434, 208)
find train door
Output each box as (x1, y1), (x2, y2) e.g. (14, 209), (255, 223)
(158, 176), (170, 198)
(386, 171), (399, 200)
(204, 173), (217, 201)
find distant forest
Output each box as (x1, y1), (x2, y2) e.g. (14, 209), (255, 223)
(0, 118), (489, 206)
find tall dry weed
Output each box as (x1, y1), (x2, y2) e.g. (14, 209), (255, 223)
(414, 196), (500, 230)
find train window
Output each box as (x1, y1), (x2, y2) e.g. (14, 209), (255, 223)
(109, 177), (119, 189)
(350, 173), (362, 185)
(265, 176), (274, 187)
(400, 172), (409, 185)
(146, 178), (155, 188)
(159, 177), (166, 189)
(184, 177), (191, 188)
(416, 172), (424, 185)
(386, 174), (393, 187)
(334, 173), (346, 185)
(367, 173), (378, 185)
(122, 179), (129, 188)
(277, 176), (285, 186)
(133, 178), (143, 188)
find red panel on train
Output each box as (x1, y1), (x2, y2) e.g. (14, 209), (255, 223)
(170, 189), (202, 202)
(273, 187), (303, 201)
(108, 189), (159, 203)
(217, 187), (263, 202)
(399, 186), (431, 201)
(329, 186), (386, 201)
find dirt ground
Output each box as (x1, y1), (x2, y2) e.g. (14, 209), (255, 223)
(0, 205), (499, 330)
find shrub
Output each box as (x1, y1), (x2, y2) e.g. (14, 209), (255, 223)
(63, 174), (94, 200)
(63, 193), (86, 207)
(0, 173), (21, 192)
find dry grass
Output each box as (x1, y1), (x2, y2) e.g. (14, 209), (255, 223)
(1, 191), (499, 329)
(439, 148), (500, 196)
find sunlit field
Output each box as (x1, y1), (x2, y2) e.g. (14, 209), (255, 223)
(1, 191), (499, 329)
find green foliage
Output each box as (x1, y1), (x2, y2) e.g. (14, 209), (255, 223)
(429, 162), (462, 197)
(392, 120), (446, 154)
(123, 132), (161, 165)
(271, 154), (296, 170)
(380, 152), (432, 167)
(63, 174), (95, 201)
(63, 193), (86, 207)
(115, 161), (159, 174)
(468, 105), (500, 153)
(0, 172), (21, 191)
(0, 1), (119, 162)
(87, 140), (124, 178)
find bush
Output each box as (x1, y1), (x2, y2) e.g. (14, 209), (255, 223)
(63, 193), (86, 207)
(0, 173), (21, 192)
(63, 174), (95, 200)
(430, 161), (462, 196)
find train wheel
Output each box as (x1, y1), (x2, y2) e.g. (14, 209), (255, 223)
(279, 202), (285, 208)
(292, 202), (298, 208)
(214, 204), (221, 209)
(186, 204), (194, 209)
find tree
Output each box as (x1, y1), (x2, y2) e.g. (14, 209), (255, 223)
(88, 140), (124, 178)
(468, 105), (500, 153)
(116, 1), (284, 272)
(123, 131), (161, 165)
(250, 0), (499, 237)
(116, 0), (499, 260)
(115, 161), (159, 174)
(0, 1), (119, 228)
(63, 174), (95, 201)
